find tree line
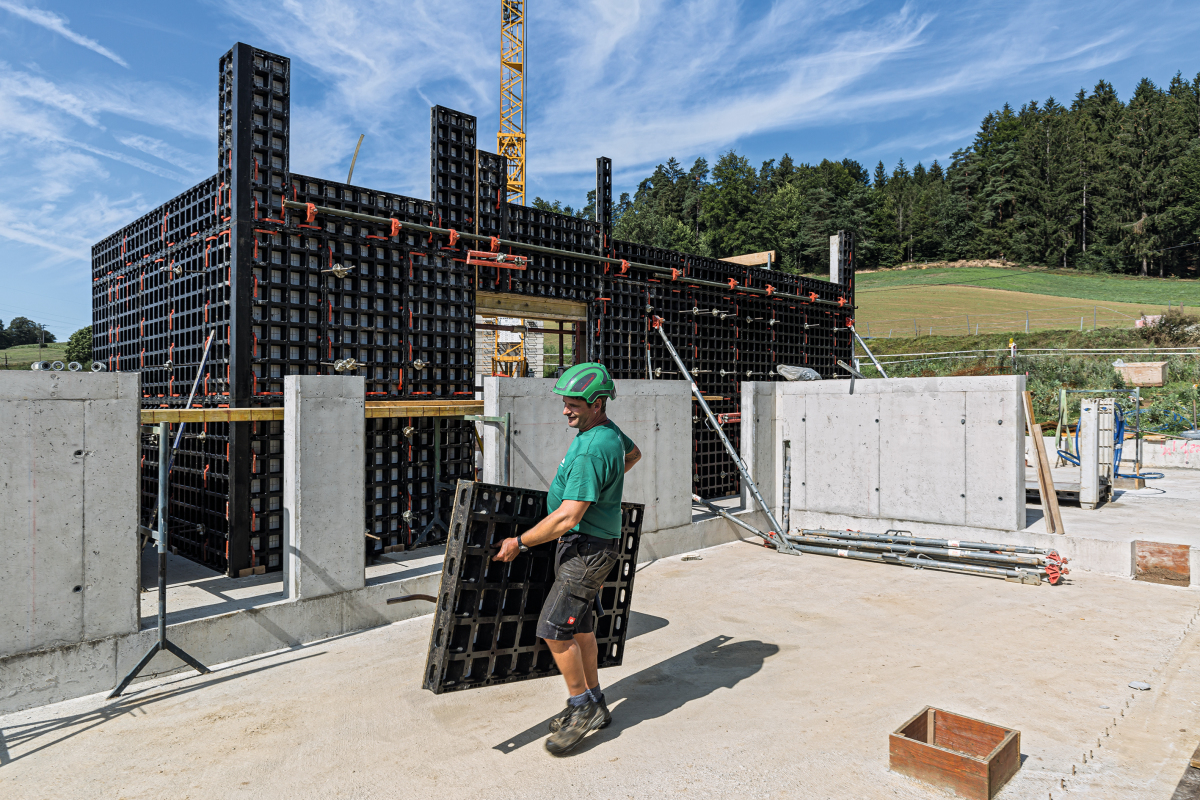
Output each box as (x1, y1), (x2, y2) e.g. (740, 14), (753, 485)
(0, 317), (56, 350)
(534, 72), (1200, 277)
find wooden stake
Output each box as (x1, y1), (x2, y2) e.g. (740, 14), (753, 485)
(1025, 391), (1064, 534)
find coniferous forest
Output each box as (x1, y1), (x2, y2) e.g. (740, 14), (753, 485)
(533, 75), (1200, 278)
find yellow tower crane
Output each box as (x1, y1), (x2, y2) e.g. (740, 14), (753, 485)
(498, 0), (526, 205)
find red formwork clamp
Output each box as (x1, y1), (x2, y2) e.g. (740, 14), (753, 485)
(846, 318), (854, 328)
(1045, 550), (1069, 585)
(618, 259), (630, 275)
(765, 284), (775, 296)
(390, 218), (401, 237)
(305, 203), (317, 223)
(448, 229), (458, 247)
(809, 292), (819, 301)
(728, 278), (739, 291)
(490, 236), (500, 252)
(838, 296), (848, 306)
(670, 268), (681, 281)
(650, 315), (664, 329)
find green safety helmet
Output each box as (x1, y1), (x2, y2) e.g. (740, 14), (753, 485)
(552, 362), (617, 405)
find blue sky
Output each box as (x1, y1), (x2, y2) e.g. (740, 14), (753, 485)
(1, 0), (1197, 340)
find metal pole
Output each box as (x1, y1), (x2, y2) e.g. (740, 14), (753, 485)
(654, 317), (794, 553)
(505, 411), (512, 487)
(157, 421), (168, 647)
(282, 201), (848, 309)
(851, 327), (888, 378)
(692, 494), (774, 545)
(109, 422), (209, 699)
(782, 441), (791, 535)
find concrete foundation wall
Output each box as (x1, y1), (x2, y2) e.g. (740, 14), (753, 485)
(0, 372), (140, 658)
(742, 376), (1026, 533)
(482, 377), (692, 533)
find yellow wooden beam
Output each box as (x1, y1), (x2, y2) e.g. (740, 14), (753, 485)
(140, 408), (283, 423)
(365, 401), (482, 419)
(140, 400), (484, 424)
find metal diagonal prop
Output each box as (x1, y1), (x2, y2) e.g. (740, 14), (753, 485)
(651, 316), (797, 554)
(850, 326), (888, 378)
(109, 421), (210, 698)
(837, 359), (864, 394)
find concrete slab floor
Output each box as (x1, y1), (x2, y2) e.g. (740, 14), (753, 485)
(1023, 466), (1200, 546)
(5, 540), (1198, 800)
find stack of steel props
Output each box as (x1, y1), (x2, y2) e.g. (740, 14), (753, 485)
(691, 495), (1068, 585)
(786, 529), (1068, 585)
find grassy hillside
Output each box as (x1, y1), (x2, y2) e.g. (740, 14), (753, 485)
(858, 312), (1200, 429)
(857, 265), (1200, 306)
(1, 343), (69, 370)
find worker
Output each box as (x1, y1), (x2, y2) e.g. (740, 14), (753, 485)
(492, 362), (641, 755)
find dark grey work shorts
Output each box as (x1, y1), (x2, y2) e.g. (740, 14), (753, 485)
(535, 535), (619, 641)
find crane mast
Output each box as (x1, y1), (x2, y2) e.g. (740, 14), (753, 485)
(498, 0), (525, 205)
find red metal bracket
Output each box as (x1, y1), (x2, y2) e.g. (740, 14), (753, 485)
(716, 412), (741, 425)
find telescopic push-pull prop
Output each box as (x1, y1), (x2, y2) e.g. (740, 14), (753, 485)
(649, 316), (797, 555)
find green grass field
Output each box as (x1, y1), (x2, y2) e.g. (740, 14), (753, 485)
(1, 343), (70, 370)
(856, 266), (1200, 306)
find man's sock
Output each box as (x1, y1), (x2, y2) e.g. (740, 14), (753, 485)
(587, 685), (604, 704)
(567, 691), (590, 708)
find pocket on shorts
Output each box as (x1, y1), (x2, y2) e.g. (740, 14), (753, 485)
(545, 582), (592, 630)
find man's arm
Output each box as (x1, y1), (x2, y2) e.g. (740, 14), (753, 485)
(624, 445), (641, 474)
(492, 499), (590, 562)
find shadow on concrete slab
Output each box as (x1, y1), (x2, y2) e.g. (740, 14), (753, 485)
(493, 635), (778, 754)
(0, 639), (340, 768)
(626, 611), (669, 640)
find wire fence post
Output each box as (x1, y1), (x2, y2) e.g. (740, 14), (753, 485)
(1025, 311), (1029, 333)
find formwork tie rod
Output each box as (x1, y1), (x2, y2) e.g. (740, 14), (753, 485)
(280, 200), (850, 309)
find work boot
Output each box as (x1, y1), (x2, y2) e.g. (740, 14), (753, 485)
(549, 696), (610, 733)
(545, 700), (605, 755)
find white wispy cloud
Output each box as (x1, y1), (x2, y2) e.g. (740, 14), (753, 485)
(116, 133), (209, 176)
(0, 1), (129, 67)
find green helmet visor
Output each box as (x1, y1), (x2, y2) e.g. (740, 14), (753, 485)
(552, 362), (616, 405)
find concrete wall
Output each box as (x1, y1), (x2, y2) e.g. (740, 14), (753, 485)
(283, 376), (365, 600)
(1143, 438), (1200, 469)
(481, 377), (692, 533)
(0, 372), (140, 658)
(742, 376), (1026, 533)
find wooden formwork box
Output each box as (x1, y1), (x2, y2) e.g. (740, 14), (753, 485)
(890, 707), (1021, 799)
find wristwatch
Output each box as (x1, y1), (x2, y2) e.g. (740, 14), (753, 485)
(516, 534), (529, 553)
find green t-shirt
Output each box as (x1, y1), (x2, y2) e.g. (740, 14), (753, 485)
(546, 420), (636, 539)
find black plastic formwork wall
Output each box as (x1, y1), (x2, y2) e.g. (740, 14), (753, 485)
(91, 41), (854, 578)
(423, 481), (643, 694)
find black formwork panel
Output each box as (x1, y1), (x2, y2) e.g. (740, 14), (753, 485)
(92, 40), (853, 577)
(423, 481), (643, 694)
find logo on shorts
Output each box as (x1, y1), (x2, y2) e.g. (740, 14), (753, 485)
(567, 616), (576, 625)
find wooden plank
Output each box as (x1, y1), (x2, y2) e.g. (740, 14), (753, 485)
(365, 403), (482, 419)
(476, 291), (587, 323)
(141, 401), (483, 423)
(1024, 391), (1064, 534)
(140, 408), (283, 423)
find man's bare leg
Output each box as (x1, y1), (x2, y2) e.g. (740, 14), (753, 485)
(574, 632), (599, 690)
(545, 638), (588, 697)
